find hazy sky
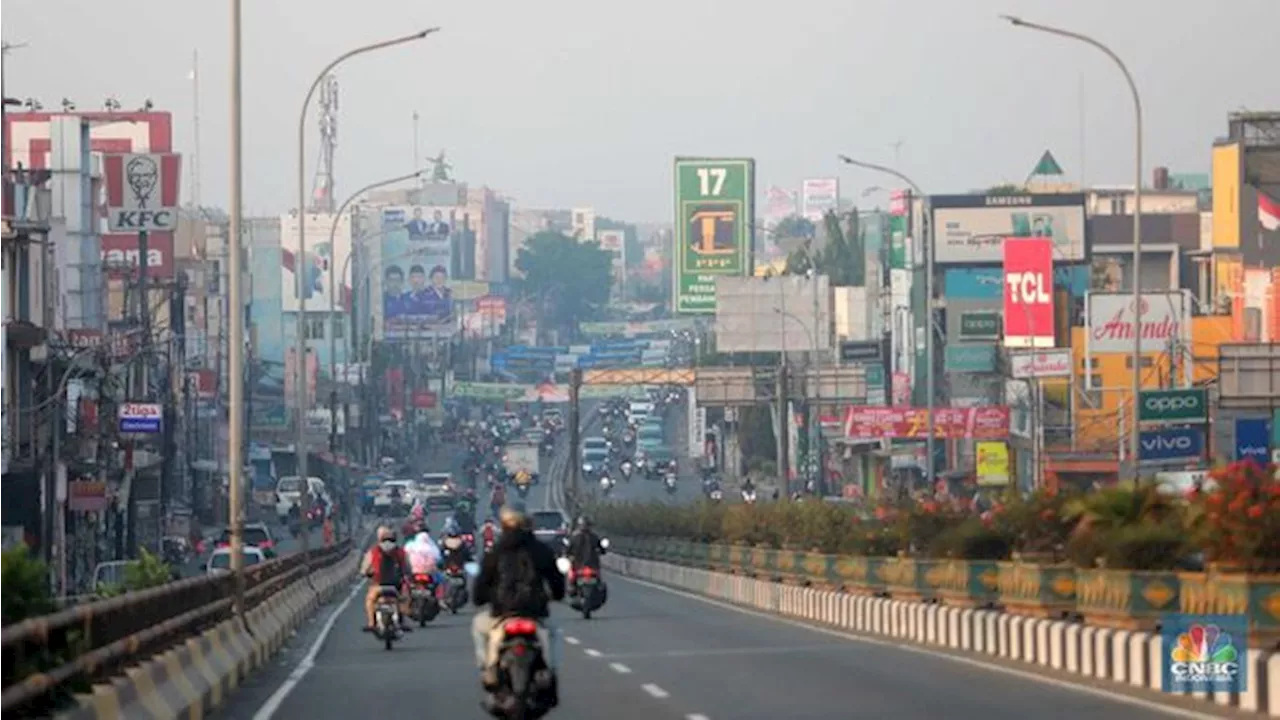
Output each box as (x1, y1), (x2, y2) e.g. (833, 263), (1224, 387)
(5, 0), (1278, 221)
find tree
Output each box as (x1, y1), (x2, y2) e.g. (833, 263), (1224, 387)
(773, 214), (816, 241)
(514, 231), (614, 335)
(783, 209), (866, 285)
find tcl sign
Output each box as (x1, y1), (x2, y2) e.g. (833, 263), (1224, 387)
(1002, 239), (1055, 348)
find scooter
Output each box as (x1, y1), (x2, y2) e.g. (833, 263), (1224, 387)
(373, 585), (403, 650)
(619, 462), (633, 482)
(409, 573), (441, 627)
(482, 617), (556, 719)
(599, 475), (615, 497)
(663, 474), (678, 495)
(709, 488), (723, 502)
(443, 565), (470, 613)
(742, 488), (757, 504)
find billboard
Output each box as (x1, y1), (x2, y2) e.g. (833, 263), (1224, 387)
(4, 110), (173, 170)
(843, 406), (1010, 440)
(930, 193), (1086, 264)
(944, 267), (1004, 300)
(801, 178), (839, 221)
(101, 153), (182, 232)
(1086, 291), (1190, 355)
(101, 232), (174, 279)
(713, 274), (831, 353)
(1234, 417), (1270, 464)
(1002, 238), (1055, 348)
(247, 222), (288, 429)
(976, 441), (1010, 487)
(280, 212), (353, 314)
(1138, 426), (1204, 464)
(1009, 349), (1072, 379)
(764, 186), (798, 225)
(1211, 143), (1242, 249)
(672, 157), (755, 315)
(376, 205), (457, 340)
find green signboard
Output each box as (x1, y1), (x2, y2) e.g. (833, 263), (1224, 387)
(1138, 388), (1208, 424)
(673, 157), (755, 315)
(959, 311), (1002, 340)
(944, 344), (997, 373)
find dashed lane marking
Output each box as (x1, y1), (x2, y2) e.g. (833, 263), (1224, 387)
(565, 636), (581, 645)
(641, 683), (669, 699)
(584, 648), (602, 657)
(609, 662), (632, 674)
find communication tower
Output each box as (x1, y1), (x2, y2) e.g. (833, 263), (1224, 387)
(309, 74), (339, 212)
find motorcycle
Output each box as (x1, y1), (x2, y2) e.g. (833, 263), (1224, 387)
(443, 565), (470, 613)
(598, 475), (614, 497)
(409, 573), (441, 627)
(710, 488), (723, 502)
(619, 462), (633, 482)
(515, 483), (530, 499)
(559, 538), (610, 620)
(482, 617), (556, 719)
(741, 488), (757, 504)
(373, 585), (403, 650)
(663, 474), (678, 494)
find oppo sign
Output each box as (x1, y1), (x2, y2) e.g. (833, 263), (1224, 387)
(1138, 389), (1208, 423)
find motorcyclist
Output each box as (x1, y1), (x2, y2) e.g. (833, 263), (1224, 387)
(489, 482), (506, 519)
(741, 477), (756, 495)
(441, 527), (473, 572)
(481, 517), (498, 551)
(471, 500), (564, 698)
(566, 515), (606, 595)
(454, 505), (477, 536)
(405, 528), (445, 591)
(359, 526), (413, 632)
(402, 503), (426, 538)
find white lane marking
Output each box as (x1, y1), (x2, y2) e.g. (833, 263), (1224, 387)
(615, 575), (1221, 720)
(641, 683), (669, 699)
(595, 644), (843, 660)
(253, 580), (365, 720)
(584, 648), (602, 657)
(687, 715), (711, 720)
(609, 662), (632, 674)
(565, 636), (581, 645)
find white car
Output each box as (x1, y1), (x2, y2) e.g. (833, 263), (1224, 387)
(207, 546), (266, 576)
(275, 475), (328, 522)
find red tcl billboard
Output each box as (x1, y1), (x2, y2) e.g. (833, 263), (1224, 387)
(1002, 238), (1055, 348)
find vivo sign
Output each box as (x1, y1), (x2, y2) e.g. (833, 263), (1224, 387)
(1087, 291), (1189, 355)
(1138, 426), (1204, 463)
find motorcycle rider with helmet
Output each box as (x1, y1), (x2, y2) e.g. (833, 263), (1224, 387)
(565, 515), (607, 598)
(359, 526), (414, 632)
(441, 526), (473, 572)
(471, 501), (564, 700)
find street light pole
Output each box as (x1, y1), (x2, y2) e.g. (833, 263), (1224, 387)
(775, 304), (821, 493)
(838, 155), (935, 488)
(325, 171), (423, 452)
(295, 29), (438, 558)
(1000, 16), (1144, 478)
(227, 0), (246, 614)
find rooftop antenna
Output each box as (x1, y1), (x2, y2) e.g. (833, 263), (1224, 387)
(308, 74), (338, 212)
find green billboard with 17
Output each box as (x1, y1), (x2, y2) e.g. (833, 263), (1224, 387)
(673, 157), (755, 314)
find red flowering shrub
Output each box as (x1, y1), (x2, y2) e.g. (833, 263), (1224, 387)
(1191, 461), (1280, 572)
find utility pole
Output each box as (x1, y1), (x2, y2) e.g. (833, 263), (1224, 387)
(776, 364), (790, 497)
(568, 368), (582, 515)
(227, 0), (247, 616)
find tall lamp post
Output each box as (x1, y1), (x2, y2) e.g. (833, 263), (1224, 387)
(774, 306), (821, 493)
(837, 155), (936, 488)
(226, 0), (246, 614)
(294, 29), (438, 559)
(1000, 15), (1144, 477)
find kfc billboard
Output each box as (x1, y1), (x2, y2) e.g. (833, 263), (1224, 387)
(1087, 291), (1190, 354)
(1002, 238), (1055, 348)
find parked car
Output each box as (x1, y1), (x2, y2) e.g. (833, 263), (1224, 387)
(215, 522), (277, 558)
(206, 546), (266, 576)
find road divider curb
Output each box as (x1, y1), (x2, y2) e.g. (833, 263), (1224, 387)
(56, 550), (360, 720)
(604, 554), (1280, 717)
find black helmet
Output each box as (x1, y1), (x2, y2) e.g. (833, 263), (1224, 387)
(576, 515), (592, 530)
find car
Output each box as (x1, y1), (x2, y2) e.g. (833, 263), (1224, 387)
(206, 546), (267, 576)
(530, 510), (569, 550)
(275, 475), (328, 523)
(215, 522), (277, 557)
(419, 473), (456, 510)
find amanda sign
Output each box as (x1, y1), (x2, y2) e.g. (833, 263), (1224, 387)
(1002, 238), (1055, 348)
(1009, 349), (1072, 379)
(1087, 291), (1189, 354)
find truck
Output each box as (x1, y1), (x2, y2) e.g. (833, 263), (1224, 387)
(502, 442), (540, 484)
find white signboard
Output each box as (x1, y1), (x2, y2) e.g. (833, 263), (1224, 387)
(102, 153), (182, 232)
(1086, 291), (1190, 355)
(1009, 349), (1073, 379)
(930, 194), (1086, 264)
(801, 178), (840, 221)
(686, 387), (703, 458)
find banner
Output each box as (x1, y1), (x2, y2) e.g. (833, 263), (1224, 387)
(930, 193), (1086, 264)
(1008, 349), (1072, 379)
(378, 206), (457, 340)
(1003, 238), (1055, 348)
(975, 441), (1010, 486)
(843, 406), (1009, 440)
(763, 186), (798, 225)
(801, 178), (839, 221)
(1086, 291), (1189, 354)
(672, 157), (755, 315)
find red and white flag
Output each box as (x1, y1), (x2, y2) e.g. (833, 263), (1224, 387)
(1260, 192), (1280, 232)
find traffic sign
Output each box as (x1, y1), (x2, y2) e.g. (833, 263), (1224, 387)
(118, 402), (163, 433)
(672, 158), (755, 315)
(1137, 388), (1208, 424)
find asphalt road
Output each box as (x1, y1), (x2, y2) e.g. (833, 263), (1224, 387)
(217, 405), (1212, 720)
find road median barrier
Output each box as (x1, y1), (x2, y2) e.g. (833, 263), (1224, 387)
(604, 553), (1280, 716)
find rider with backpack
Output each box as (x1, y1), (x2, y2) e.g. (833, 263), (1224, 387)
(471, 500), (565, 702)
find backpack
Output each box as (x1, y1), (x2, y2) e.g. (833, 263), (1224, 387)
(494, 545), (541, 614)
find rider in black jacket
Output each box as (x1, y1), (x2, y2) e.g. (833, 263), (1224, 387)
(471, 501), (565, 696)
(567, 515), (604, 570)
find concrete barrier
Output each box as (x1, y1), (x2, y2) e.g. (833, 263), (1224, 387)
(57, 551), (361, 720)
(606, 553), (1280, 717)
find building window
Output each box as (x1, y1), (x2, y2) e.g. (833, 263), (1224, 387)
(1123, 356), (1156, 369)
(332, 318), (345, 340)
(1078, 374), (1104, 407)
(304, 317), (326, 340)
